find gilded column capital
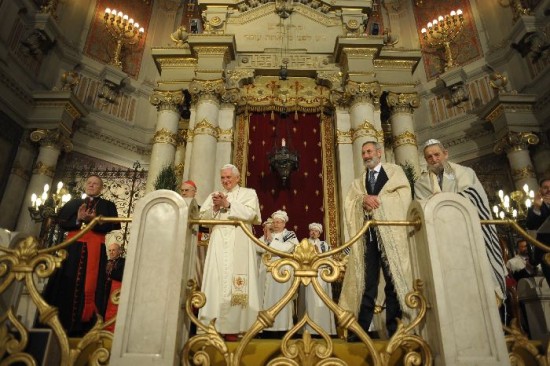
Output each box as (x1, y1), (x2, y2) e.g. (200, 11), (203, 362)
(493, 131), (539, 154)
(29, 128), (72, 152)
(393, 130), (418, 148)
(152, 128), (178, 147)
(193, 118), (219, 139)
(150, 90), (184, 112)
(386, 92), (420, 114)
(189, 79), (225, 103)
(351, 120), (384, 143)
(345, 81), (381, 105)
(226, 69), (254, 88)
(317, 71), (344, 91)
(32, 161), (56, 177)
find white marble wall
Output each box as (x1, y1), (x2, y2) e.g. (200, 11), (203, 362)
(408, 193), (510, 366)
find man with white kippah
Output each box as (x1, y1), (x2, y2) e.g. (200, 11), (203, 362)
(415, 139), (507, 304)
(303, 222), (336, 335)
(198, 164), (262, 341)
(258, 209), (298, 337)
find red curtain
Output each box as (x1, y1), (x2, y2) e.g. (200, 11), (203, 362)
(246, 112), (325, 242)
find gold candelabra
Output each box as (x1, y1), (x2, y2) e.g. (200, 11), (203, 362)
(103, 8), (144, 68)
(493, 184), (534, 221)
(421, 9), (464, 71)
(28, 182), (72, 223)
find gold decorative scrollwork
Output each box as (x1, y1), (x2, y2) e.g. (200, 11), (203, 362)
(386, 92), (420, 114)
(32, 161), (56, 177)
(188, 79), (225, 102)
(351, 120), (384, 143)
(152, 128), (178, 146)
(345, 81), (381, 105)
(217, 127), (233, 142)
(193, 119), (219, 139)
(493, 131), (539, 154)
(393, 130), (418, 148)
(30, 128), (73, 152)
(316, 71), (343, 90)
(149, 89), (184, 112)
(336, 129), (352, 144)
(511, 165), (536, 180)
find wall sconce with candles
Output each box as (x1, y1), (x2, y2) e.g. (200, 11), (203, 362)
(28, 182), (72, 223)
(103, 8), (145, 69)
(420, 9), (464, 72)
(493, 184), (535, 222)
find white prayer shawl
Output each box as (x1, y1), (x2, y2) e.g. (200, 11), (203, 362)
(198, 185), (262, 334)
(415, 161), (507, 300)
(259, 229), (298, 331)
(339, 163), (414, 320)
(305, 238), (336, 335)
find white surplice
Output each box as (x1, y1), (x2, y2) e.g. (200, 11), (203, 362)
(304, 238), (336, 335)
(259, 229), (298, 331)
(198, 185), (262, 334)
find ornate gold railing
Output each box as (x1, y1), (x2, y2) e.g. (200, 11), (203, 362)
(184, 217), (432, 366)
(481, 219), (550, 366)
(0, 216), (130, 365)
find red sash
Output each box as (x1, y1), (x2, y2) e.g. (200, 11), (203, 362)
(67, 230), (104, 322)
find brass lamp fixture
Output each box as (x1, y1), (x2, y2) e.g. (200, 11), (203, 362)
(269, 137), (299, 186)
(103, 8), (145, 68)
(493, 184), (534, 221)
(421, 9), (465, 71)
(28, 182), (72, 223)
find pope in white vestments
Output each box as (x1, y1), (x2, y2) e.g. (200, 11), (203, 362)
(198, 164), (262, 336)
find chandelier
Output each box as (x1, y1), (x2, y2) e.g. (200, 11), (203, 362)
(28, 182), (72, 223)
(269, 137), (299, 186)
(492, 184), (534, 221)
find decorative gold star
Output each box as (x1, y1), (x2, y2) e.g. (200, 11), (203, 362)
(304, 172), (309, 177)
(305, 205), (309, 212)
(315, 190), (320, 196)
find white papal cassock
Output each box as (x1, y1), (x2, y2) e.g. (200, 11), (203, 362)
(198, 185), (262, 334)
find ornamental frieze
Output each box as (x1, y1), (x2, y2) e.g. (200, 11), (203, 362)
(30, 128), (73, 152)
(512, 165), (536, 180)
(493, 131), (539, 154)
(149, 90), (184, 111)
(351, 120), (384, 143)
(317, 71), (343, 90)
(193, 46), (231, 65)
(217, 127), (234, 142)
(153, 128), (178, 146)
(386, 92), (420, 114)
(193, 119), (219, 139)
(393, 131), (418, 148)
(485, 103), (535, 123)
(32, 161), (56, 177)
(336, 129), (352, 144)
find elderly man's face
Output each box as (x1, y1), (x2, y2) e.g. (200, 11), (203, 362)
(108, 244), (122, 260)
(85, 176), (103, 197)
(220, 168), (239, 191)
(362, 143), (382, 170)
(272, 218), (286, 233)
(424, 145), (449, 173)
(518, 241), (528, 255)
(541, 180), (550, 203)
(309, 229), (321, 239)
(180, 183), (196, 198)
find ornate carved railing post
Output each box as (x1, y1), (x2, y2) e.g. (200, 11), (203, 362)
(147, 90), (184, 193)
(386, 92), (420, 175)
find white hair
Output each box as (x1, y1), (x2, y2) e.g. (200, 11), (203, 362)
(221, 164), (240, 177)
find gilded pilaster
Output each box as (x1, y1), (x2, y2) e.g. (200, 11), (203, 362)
(494, 131), (539, 190)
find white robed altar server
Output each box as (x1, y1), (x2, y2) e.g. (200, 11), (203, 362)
(198, 164), (262, 338)
(304, 222), (337, 335)
(259, 210), (299, 331)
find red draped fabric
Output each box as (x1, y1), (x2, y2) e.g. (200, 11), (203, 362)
(246, 112), (325, 242)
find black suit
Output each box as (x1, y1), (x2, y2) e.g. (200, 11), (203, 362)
(526, 203), (550, 286)
(357, 167), (402, 337)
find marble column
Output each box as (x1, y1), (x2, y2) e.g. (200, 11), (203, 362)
(0, 135), (35, 230)
(146, 90), (184, 193)
(174, 126), (188, 182)
(15, 129), (72, 236)
(493, 131), (539, 191)
(187, 79), (224, 204)
(386, 92), (421, 175)
(345, 81), (383, 177)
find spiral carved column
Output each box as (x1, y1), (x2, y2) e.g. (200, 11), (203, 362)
(386, 92), (420, 175)
(147, 90), (184, 193)
(493, 131), (539, 190)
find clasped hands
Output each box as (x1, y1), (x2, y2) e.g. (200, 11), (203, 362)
(212, 192), (230, 212)
(77, 204), (96, 223)
(363, 194), (380, 212)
